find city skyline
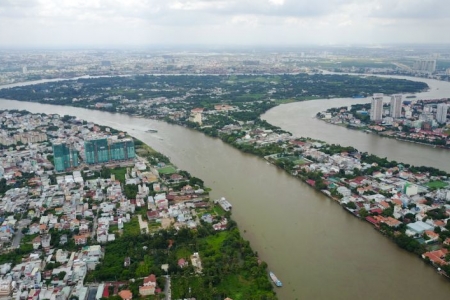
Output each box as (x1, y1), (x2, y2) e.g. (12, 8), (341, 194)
(1, 0), (450, 48)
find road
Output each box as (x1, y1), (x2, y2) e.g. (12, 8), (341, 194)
(11, 229), (23, 248)
(91, 208), (100, 239)
(164, 275), (171, 300)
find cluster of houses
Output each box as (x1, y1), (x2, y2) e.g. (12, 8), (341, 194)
(320, 99), (450, 147)
(0, 111), (235, 300)
(0, 245), (103, 300)
(286, 139), (450, 269)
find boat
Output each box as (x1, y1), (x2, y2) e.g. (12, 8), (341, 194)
(269, 271), (282, 287)
(405, 95), (416, 99)
(146, 129), (158, 133)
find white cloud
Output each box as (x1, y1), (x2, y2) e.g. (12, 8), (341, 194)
(268, 0), (285, 6)
(0, 0), (449, 47)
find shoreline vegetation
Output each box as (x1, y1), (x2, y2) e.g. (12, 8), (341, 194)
(4, 75), (450, 279)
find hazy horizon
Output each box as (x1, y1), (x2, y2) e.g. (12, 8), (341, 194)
(2, 0), (450, 48)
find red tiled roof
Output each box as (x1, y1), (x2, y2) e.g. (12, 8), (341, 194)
(306, 179), (315, 186)
(366, 216), (379, 226)
(423, 249), (448, 265)
(118, 290), (132, 300)
(143, 274), (156, 284)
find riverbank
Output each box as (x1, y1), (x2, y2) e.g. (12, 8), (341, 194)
(0, 110), (277, 300)
(4, 74), (450, 298)
(317, 98), (450, 150)
(318, 116), (450, 150)
(146, 92), (450, 278)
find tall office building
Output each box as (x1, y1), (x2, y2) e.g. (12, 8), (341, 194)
(85, 137), (135, 164)
(390, 94), (402, 118)
(52, 143), (79, 172)
(370, 93), (384, 122)
(85, 138), (109, 164)
(109, 138), (136, 161)
(412, 59), (436, 73)
(436, 103), (448, 124)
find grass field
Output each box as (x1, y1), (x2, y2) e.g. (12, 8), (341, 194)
(278, 155), (308, 165)
(175, 247), (192, 260)
(123, 217), (141, 237)
(135, 143), (158, 156)
(217, 274), (255, 300)
(425, 181), (448, 189)
(157, 165), (177, 175)
(294, 158), (308, 165)
(110, 167), (127, 183)
(204, 231), (227, 252)
(212, 205), (226, 216)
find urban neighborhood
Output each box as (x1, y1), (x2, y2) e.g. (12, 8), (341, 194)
(0, 110), (273, 300)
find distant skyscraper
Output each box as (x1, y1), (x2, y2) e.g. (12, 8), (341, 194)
(413, 59), (436, 73)
(390, 94), (402, 118)
(85, 137), (135, 164)
(436, 103), (448, 124)
(109, 138), (136, 161)
(52, 143), (79, 172)
(84, 138), (109, 164)
(370, 93), (384, 122)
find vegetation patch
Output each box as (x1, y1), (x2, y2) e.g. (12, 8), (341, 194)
(157, 165), (177, 175)
(425, 181), (448, 189)
(123, 217), (141, 237)
(110, 167), (128, 183)
(204, 231), (227, 252)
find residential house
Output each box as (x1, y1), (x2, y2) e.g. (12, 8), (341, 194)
(118, 290), (132, 300)
(32, 236), (41, 250)
(29, 223), (40, 235)
(41, 234), (51, 248)
(424, 230), (439, 244)
(139, 274), (156, 296)
(422, 249), (448, 265)
(74, 234), (88, 245)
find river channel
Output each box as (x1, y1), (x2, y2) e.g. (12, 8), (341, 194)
(263, 74), (450, 172)
(2, 75), (450, 299)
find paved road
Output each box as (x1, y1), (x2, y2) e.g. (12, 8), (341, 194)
(12, 227), (24, 248)
(164, 275), (171, 300)
(91, 208), (99, 239)
(87, 287), (98, 300)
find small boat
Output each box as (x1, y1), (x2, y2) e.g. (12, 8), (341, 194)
(269, 271), (282, 287)
(146, 129), (158, 133)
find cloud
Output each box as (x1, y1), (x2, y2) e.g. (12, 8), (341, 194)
(366, 0), (450, 19)
(0, 0), (449, 46)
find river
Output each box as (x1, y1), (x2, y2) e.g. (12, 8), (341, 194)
(263, 74), (450, 172)
(2, 75), (450, 299)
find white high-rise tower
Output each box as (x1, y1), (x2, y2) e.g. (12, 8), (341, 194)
(390, 94), (402, 118)
(370, 93), (384, 122)
(436, 103), (448, 124)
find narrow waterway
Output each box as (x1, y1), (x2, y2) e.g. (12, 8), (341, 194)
(2, 98), (450, 299)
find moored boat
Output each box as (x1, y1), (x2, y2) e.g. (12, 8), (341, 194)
(269, 271), (282, 287)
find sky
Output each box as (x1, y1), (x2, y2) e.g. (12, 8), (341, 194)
(1, 0), (449, 48)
